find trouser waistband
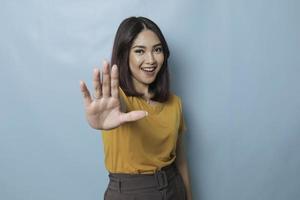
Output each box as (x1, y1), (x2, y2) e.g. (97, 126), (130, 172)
(108, 162), (178, 192)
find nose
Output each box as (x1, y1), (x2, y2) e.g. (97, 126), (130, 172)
(145, 52), (156, 65)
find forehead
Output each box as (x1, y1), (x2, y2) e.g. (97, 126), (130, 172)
(132, 30), (161, 46)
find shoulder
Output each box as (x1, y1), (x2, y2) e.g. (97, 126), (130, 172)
(167, 93), (183, 109)
(169, 92), (182, 103)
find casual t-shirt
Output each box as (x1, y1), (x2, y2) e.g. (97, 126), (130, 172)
(101, 87), (186, 174)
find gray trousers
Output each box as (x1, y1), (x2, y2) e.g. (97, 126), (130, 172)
(104, 162), (187, 200)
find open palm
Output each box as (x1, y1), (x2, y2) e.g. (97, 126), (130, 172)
(79, 61), (148, 130)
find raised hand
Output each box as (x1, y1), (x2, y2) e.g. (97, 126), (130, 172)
(79, 61), (148, 130)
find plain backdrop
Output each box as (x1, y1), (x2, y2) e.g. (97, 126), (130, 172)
(1, 0), (299, 199)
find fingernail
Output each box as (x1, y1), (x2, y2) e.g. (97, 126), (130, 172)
(145, 111), (148, 116)
(79, 80), (83, 86)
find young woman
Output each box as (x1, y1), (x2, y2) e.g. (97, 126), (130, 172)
(80, 16), (192, 200)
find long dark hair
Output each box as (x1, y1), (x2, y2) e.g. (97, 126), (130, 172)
(111, 16), (170, 102)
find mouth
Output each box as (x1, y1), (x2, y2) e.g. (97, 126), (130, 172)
(141, 66), (157, 73)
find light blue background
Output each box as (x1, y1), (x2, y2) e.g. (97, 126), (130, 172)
(1, 0), (299, 199)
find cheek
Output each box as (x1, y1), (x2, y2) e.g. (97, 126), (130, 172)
(129, 55), (143, 69)
(157, 54), (165, 66)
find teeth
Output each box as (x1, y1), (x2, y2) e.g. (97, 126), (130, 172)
(141, 67), (156, 72)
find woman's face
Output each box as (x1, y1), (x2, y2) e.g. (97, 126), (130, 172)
(129, 30), (164, 89)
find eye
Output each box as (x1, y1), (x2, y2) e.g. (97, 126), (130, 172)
(134, 49), (144, 55)
(154, 47), (163, 53)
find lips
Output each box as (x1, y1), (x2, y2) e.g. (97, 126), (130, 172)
(141, 66), (156, 72)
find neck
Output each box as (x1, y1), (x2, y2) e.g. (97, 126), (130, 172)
(132, 77), (152, 99)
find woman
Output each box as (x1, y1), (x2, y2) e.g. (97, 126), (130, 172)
(79, 16), (192, 200)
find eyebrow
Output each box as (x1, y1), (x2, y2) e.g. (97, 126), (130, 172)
(132, 43), (162, 49)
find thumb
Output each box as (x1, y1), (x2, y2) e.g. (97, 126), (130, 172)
(119, 110), (148, 123)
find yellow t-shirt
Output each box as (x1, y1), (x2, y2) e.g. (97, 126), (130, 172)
(101, 88), (186, 174)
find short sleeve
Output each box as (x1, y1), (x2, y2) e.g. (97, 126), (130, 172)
(178, 97), (187, 135)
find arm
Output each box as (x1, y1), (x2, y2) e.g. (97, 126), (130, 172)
(175, 133), (193, 200)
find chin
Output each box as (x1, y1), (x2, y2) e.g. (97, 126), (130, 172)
(144, 76), (158, 84)
(141, 80), (154, 86)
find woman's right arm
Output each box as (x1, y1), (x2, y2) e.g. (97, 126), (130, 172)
(79, 61), (148, 130)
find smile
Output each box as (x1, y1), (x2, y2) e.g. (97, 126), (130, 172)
(141, 67), (156, 72)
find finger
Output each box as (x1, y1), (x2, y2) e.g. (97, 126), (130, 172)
(79, 80), (92, 106)
(93, 68), (102, 99)
(119, 110), (148, 123)
(102, 60), (111, 97)
(111, 65), (119, 98)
